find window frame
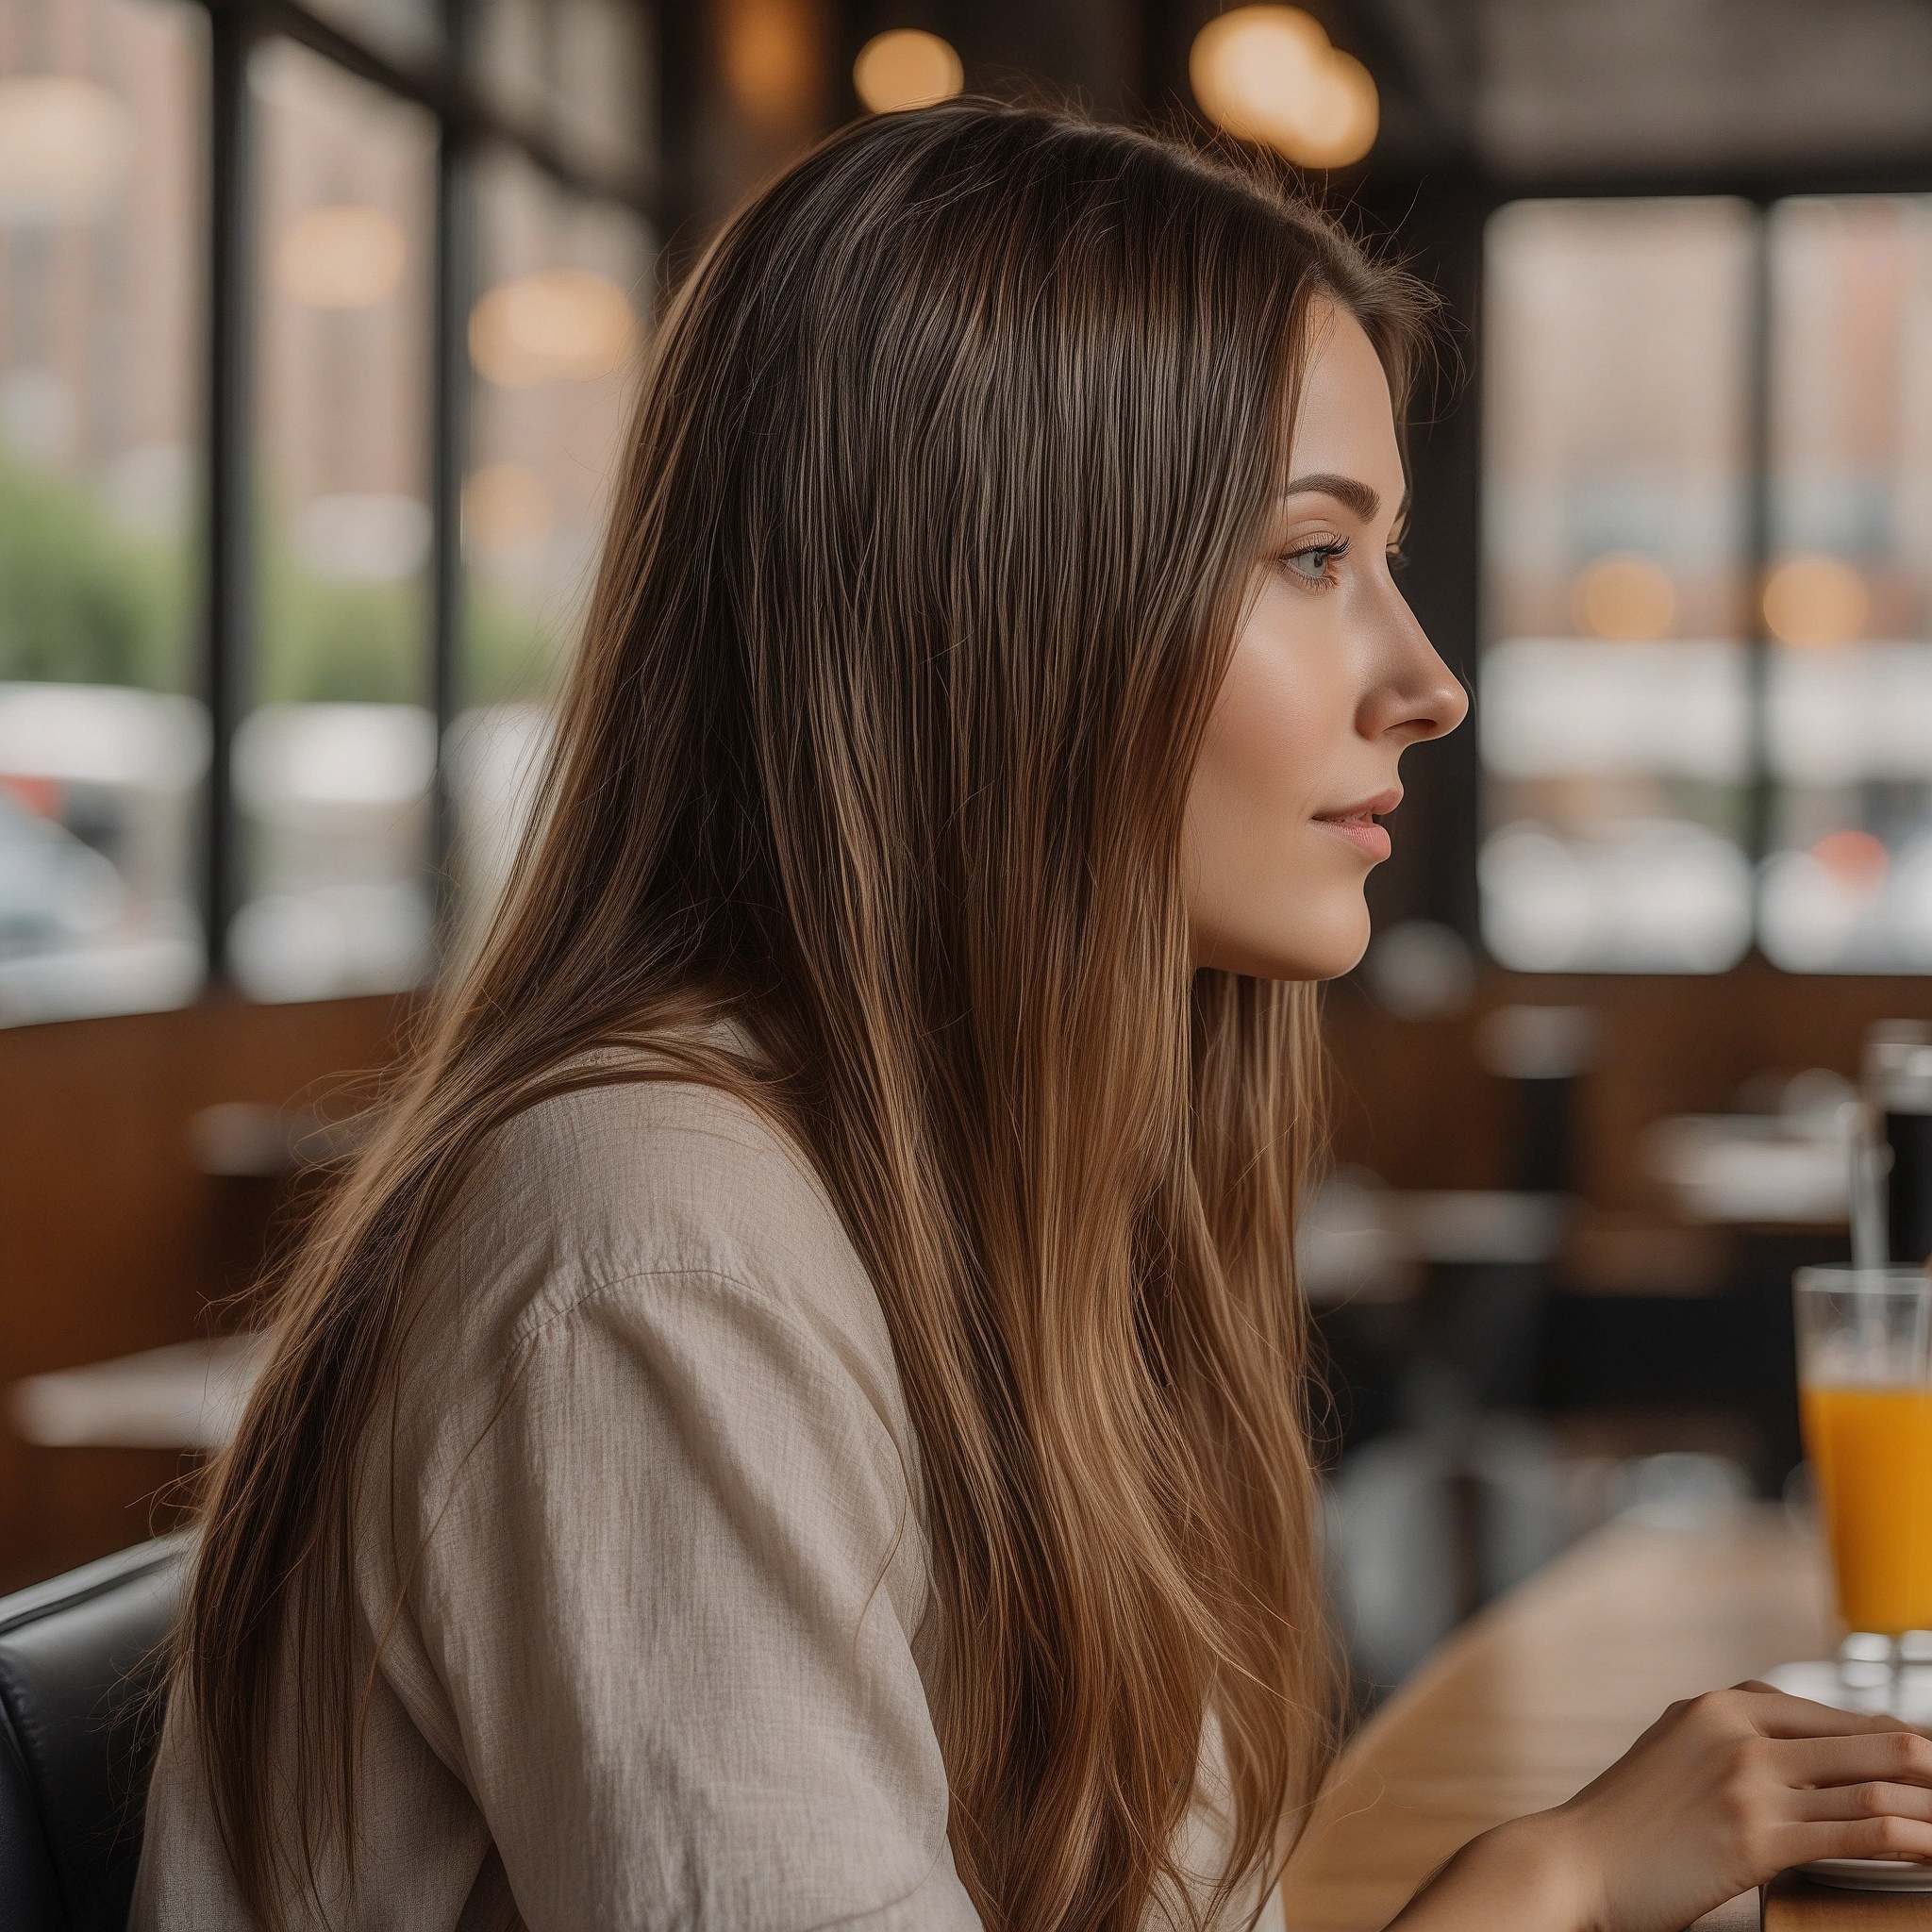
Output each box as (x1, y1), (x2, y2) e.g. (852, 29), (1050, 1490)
(1475, 152), (1932, 973)
(191, 0), (665, 988)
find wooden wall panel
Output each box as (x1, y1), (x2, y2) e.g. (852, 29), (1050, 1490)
(1324, 962), (1932, 1211)
(6, 964), (1932, 1591)
(0, 993), (405, 1589)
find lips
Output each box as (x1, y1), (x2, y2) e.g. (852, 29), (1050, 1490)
(1311, 788), (1400, 861)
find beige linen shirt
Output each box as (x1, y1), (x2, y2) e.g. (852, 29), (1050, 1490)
(132, 1074), (1281, 1932)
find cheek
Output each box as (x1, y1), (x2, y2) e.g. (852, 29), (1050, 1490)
(1196, 598), (1348, 825)
(1182, 593), (1372, 979)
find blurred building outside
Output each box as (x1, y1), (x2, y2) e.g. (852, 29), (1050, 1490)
(0, 0), (205, 1018)
(0, 0), (645, 1021)
(1483, 192), (1932, 975)
(14, 0), (1932, 1014)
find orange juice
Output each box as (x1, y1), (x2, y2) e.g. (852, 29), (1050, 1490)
(1801, 1383), (1932, 1634)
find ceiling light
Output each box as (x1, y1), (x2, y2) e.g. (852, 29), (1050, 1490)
(1190, 7), (1379, 169)
(853, 30), (963, 114)
(1283, 48), (1378, 169)
(722, 0), (823, 133)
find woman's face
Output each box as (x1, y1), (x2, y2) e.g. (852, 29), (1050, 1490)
(1181, 304), (1467, 981)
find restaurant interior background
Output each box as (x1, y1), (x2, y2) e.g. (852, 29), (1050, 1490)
(6, 0), (1932, 1699)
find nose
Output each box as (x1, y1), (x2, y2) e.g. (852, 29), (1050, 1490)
(1359, 590), (1468, 745)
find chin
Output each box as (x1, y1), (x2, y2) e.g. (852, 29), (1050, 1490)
(1196, 901), (1371, 983)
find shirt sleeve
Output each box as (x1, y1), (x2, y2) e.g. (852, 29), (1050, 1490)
(405, 1262), (985, 1932)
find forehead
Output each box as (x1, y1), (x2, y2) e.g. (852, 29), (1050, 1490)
(1286, 304), (1403, 491)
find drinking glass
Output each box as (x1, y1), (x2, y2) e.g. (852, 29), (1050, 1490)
(1794, 1265), (1932, 1640)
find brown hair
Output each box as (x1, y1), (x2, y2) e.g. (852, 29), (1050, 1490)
(178, 99), (1429, 1932)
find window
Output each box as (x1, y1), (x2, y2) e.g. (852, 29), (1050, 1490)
(451, 147), (648, 936)
(1481, 199), (1756, 974)
(1762, 197), (1932, 971)
(472, 0), (651, 179)
(1483, 192), (1932, 974)
(0, 0), (207, 1022)
(236, 42), (437, 1001)
(0, 0), (658, 1024)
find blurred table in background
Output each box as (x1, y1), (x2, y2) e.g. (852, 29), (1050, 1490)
(3, 1337), (265, 1588)
(1279, 1505), (1897, 1932)
(8, 1336), (263, 1451)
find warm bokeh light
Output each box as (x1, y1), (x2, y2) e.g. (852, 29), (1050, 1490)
(1572, 551), (1677, 641)
(1763, 553), (1870, 647)
(1283, 47), (1378, 168)
(1189, 6), (1378, 168)
(1811, 827), (1890, 891)
(0, 75), (133, 223)
(462, 461), (554, 555)
(721, 0), (824, 134)
(1191, 5), (1324, 143)
(853, 29), (962, 114)
(276, 204), (408, 309)
(468, 268), (636, 386)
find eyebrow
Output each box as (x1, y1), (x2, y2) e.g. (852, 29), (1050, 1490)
(1281, 473), (1410, 529)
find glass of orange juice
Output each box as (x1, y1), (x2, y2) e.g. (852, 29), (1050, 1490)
(1795, 1265), (1932, 1642)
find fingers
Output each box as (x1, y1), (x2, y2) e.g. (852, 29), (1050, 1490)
(1727, 1683), (1924, 1740)
(1773, 1729), (1932, 1790)
(1798, 1780), (1932, 1824)
(1777, 1814), (1932, 1867)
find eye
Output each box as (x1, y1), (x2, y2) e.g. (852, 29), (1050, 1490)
(1386, 541), (1409, 573)
(1279, 537), (1349, 586)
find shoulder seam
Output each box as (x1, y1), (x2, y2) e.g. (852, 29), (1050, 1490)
(498, 1261), (921, 1501)
(505, 1261), (769, 1359)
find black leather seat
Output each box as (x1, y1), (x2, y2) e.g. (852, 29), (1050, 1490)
(0, 1536), (191, 1932)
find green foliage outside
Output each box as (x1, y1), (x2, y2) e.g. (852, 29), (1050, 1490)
(0, 448), (561, 707)
(256, 537), (563, 706)
(0, 449), (192, 691)
(463, 582), (567, 708)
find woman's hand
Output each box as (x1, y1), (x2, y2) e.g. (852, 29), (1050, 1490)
(1385, 1683), (1932, 1932)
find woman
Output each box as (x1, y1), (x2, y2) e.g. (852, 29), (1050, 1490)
(137, 101), (1932, 1932)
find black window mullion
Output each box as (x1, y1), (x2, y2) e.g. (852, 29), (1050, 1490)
(191, 0), (661, 225)
(202, 0), (259, 987)
(428, 0), (473, 943)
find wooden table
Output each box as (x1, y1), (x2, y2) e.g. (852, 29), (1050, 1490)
(1279, 1506), (1931, 1930)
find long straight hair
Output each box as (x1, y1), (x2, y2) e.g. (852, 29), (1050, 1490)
(177, 101), (1429, 1932)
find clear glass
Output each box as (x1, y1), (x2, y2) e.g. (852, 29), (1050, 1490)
(471, 0), (651, 179)
(1794, 1265), (1932, 1638)
(451, 149), (648, 939)
(240, 40), (436, 1002)
(1480, 198), (1756, 972)
(1761, 196), (1932, 972)
(0, 0), (208, 1023)
(549, 0), (650, 177)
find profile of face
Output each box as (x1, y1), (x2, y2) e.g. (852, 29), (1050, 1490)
(1181, 303), (1468, 981)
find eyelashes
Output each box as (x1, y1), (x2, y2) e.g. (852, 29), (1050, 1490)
(1278, 538), (1350, 586)
(1276, 535), (1410, 588)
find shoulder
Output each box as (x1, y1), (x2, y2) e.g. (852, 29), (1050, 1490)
(490, 1074), (857, 1299)
(375, 1069), (920, 1577)
(410, 1072), (892, 1395)
(374, 1069), (928, 1634)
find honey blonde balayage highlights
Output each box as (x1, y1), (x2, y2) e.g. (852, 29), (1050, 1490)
(177, 102), (1430, 1931)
